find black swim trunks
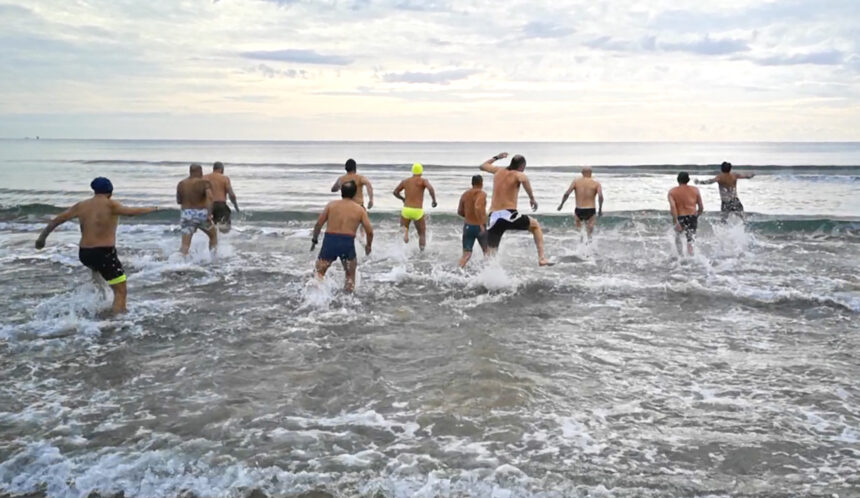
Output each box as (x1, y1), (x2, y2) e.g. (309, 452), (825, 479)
(212, 201), (231, 225)
(79, 247), (126, 285)
(487, 210), (531, 248)
(677, 215), (698, 242)
(574, 207), (596, 221)
(721, 198), (744, 213)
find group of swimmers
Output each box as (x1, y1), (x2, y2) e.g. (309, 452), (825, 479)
(34, 153), (754, 313)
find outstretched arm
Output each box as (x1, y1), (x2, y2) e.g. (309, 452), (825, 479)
(597, 183), (604, 216)
(311, 206), (328, 249)
(35, 205), (78, 249)
(480, 152), (508, 174)
(557, 181), (575, 211)
(695, 176), (717, 185)
(393, 181), (406, 202)
(113, 201), (158, 217)
(521, 174), (538, 211)
(736, 172), (755, 180)
(364, 177), (374, 209)
(426, 180), (437, 208)
(226, 178), (239, 211)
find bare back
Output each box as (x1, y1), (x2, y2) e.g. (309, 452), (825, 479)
(338, 173), (367, 205)
(573, 177), (601, 208)
(177, 178), (211, 209)
(490, 169), (524, 211)
(74, 196), (120, 247)
(459, 188), (487, 225)
(399, 176), (428, 209)
(669, 185), (701, 216)
(203, 172), (231, 202)
(324, 199), (369, 235)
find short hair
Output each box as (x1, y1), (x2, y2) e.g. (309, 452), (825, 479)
(508, 154), (527, 171)
(345, 158), (357, 172)
(471, 175), (483, 186)
(677, 172), (690, 184)
(190, 164), (202, 173)
(341, 180), (357, 198)
(721, 161), (732, 173)
(213, 161), (224, 171)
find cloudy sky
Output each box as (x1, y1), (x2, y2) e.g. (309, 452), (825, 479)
(0, 0), (857, 140)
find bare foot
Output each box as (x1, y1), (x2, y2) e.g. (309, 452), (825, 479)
(538, 258), (553, 266)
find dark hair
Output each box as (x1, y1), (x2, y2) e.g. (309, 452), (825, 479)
(677, 172), (690, 184)
(720, 161), (732, 173)
(508, 154), (526, 171)
(471, 175), (483, 186)
(213, 161), (224, 171)
(345, 159), (357, 172)
(341, 180), (357, 198)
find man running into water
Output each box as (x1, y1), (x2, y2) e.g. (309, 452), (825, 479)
(311, 181), (373, 292)
(695, 161), (755, 221)
(480, 152), (548, 266)
(457, 175), (488, 267)
(203, 161), (239, 233)
(331, 158), (374, 210)
(35, 177), (159, 314)
(393, 163), (437, 250)
(557, 166), (604, 238)
(176, 164), (217, 255)
(668, 172), (704, 256)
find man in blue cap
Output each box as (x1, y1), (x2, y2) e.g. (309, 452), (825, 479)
(35, 177), (159, 314)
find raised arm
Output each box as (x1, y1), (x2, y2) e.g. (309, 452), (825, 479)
(520, 173), (538, 211)
(695, 176), (717, 185)
(35, 204), (79, 249)
(425, 180), (438, 208)
(557, 180), (576, 211)
(597, 183), (604, 216)
(363, 176), (374, 209)
(360, 210), (373, 255)
(480, 152), (508, 174)
(311, 205), (329, 249)
(393, 180), (406, 202)
(226, 178), (239, 211)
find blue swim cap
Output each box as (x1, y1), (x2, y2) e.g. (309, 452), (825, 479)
(91, 177), (113, 194)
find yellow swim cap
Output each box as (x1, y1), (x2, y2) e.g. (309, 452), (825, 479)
(411, 162), (423, 175)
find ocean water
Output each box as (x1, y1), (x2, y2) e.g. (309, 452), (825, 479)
(0, 140), (859, 497)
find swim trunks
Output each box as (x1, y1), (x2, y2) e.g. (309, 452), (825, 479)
(401, 206), (424, 221)
(180, 208), (212, 235)
(212, 201), (231, 225)
(574, 207), (596, 221)
(720, 198), (744, 213)
(462, 223), (486, 252)
(318, 233), (356, 262)
(487, 209), (531, 248)
(79, 246), (126, 285)
(677, 215), (698, 242)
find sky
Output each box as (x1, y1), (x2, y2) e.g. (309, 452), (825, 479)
(0, 0), (858, 141)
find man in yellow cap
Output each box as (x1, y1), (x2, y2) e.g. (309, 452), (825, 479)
(393, 163), (437, 250)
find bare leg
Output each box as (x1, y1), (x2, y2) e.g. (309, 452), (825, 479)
(674, 232), (684, 255)
(528, 218), (548, 266)
(179, 232), (193, 255)
(586, 216), (596, 239)
(110, 281), (128, 314)
(416, 217), (427, 251)
(401, 217), (410, 244)
(458, 251), (472, 268)
(204, 227), (218, 251)
(344, 259), (357, 292)
(315, 258), (333, 280)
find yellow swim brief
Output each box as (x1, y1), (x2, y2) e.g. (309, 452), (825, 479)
(401, 206), (424, 221)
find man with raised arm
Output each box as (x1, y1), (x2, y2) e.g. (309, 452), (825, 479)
(668, 172), (704, 256)
(695, 161), (755, 222)
(557, 166), (604, 239)
(331, 158), (374, 210)
(204, 161), (239, 233)
(34, 177), (159, 314)
(393, 163), (437, 251)
(457, 174), (488, 268)
(480, 152), (549, 266)
(176, 164), (217, 255)
(311, 181), (373, 293)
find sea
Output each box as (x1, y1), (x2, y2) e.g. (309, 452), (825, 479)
(0, 139), (858, 497)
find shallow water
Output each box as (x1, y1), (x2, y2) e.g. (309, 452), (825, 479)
(1, 141), (859, 497)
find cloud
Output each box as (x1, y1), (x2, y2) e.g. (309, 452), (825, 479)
(239, 49), (352, 65)
(521, 21), (573, 39)
(661, 35), (749, 55)
(754, 50), (844, 66)
(247, 64), (307, 78)
(381, 68), (478, 84)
